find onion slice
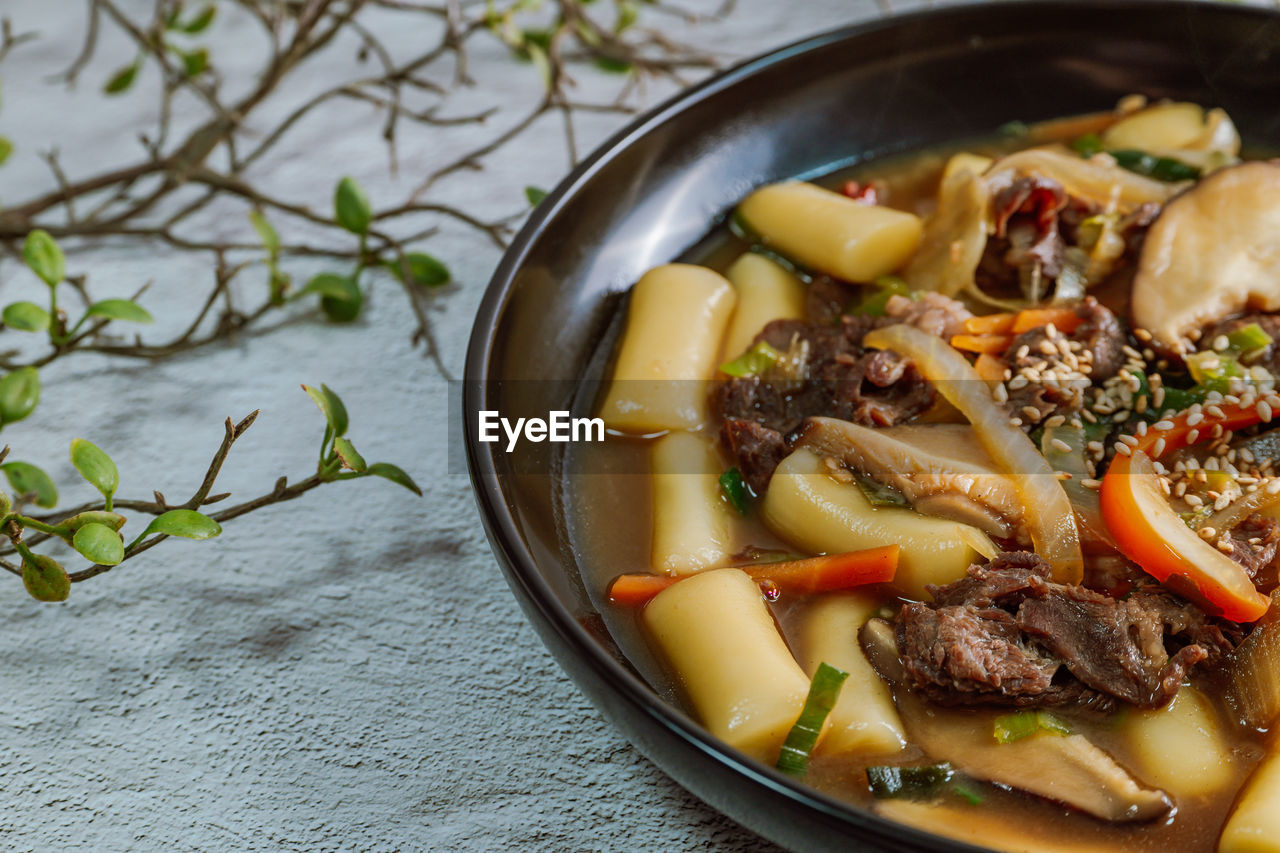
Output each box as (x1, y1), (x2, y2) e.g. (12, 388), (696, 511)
(863, 324), (1083, 582)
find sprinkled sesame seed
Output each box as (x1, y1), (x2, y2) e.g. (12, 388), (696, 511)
(1187, 412), (1205, 426)
(993, 383), (1009, 403)
(1120, 434), (1139, 447)
(1260, 401), (1274, 422)
(1010, 417), (1023, 427)
(1045, 415), (1066, 427)
(1269, 480), (1280, 495)
(1082, 478), (1102, 489)
(1185, 494), (1204, 507)
(1153, 420), (1175, 431)
(1051, 438), (1072, 453)
(1114, 442), (1132, 456)
(1218, 539), (1234, 554)
(1214, 494), (1233, 511)
(1206, 405), (1227, 419)
(1175, 481), (1188, 497)
(1113, 410), (1130, 422)
(1046, 323), (1058, 338)
(1082, 409), (1098, 423)
(1200, 527), (1217, 540)
(1213, 335), (1230, 351)
(1188, 428), (1200, 444)
(1022, 406), (1041, 420)
(1154, 461), (1168, 475)
(1009, 376), (1029, 390)
(1135, 328), (1152, 342)
(1153, 437), (1166, 457)
(1122, 345), (1143, 360)
(1087, 441), (1104, 453)
(1016, 345), (1030, 360)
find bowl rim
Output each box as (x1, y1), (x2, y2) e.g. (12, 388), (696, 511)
(463, 0), (1280, 847)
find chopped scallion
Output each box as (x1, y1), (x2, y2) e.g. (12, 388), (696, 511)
(719, 341), (781, 378)
(1108, 149), (1201, 182)
(719, 467), (751, 516)
(993, 710), (1071, 744)
(776, 662), (849, 776)
(854, 474), (910, 508)
(951, 781), (985, 806)
(866, 762), (954, 798)
(1071, 132), (1104, 158)
(1186, 350), (1246, 393)
(1226, 323), (1274, 357)
(853, 275), (913, 317)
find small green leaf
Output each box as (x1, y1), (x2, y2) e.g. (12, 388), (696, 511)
(321, 289), (362, 323)
(302, 384), (349, 438)
(2, 302), (51, 332)
(0, 489), (10, 518)
(0, 367), (40, 425)
(366, 462), (422, 496)
(333, 437), (367, 472)
(390, 252), (451, 288)
(22, 553), (69, 602)
(22, 229), (65, 287)
(525, 186), (548, 206)
(59, 510), (127, 533)
(138, 509), (221, 541)
(181, 5), (217, 33)
(72, 522), (124, 566)
(177, 47), (209, 77)
(0, 137), (12, 166)
(301, 273), (357, 301)
(85, 299), (154, 324)
(616, 0), (639, 32)
(2, 462), (57, 508)
(334, 176), (372, 235)
(69, 438), (119, 504)
(249, 210), (280, 256)
(103, 61), (140, 95)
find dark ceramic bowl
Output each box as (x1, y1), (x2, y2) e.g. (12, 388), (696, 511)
(464, 2), (1280, 849)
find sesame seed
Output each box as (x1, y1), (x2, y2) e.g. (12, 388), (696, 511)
(1218, 539), (1234, 554)
(1213, 335), (1230, 351)
(1215, 494), (1233, 511)
(993, 383), (1009, 403)
(1046, 323), (1059, 338)
(1045, 415), (1067, 428)
(1009, 376), (1029, 390)
(1087, 441), (1104, 453)
(1022, 406), (1042, 421)
(1016, 345), (1030, 360)
(1153, 437), (1166, 457)
(1260, 401), (1274, 422)
(1010, 417), (1023, 427)
(1268, 480), (1280, 495)
(1185, 494), (1204, 507)
(1082, 409), (1098, 423)
(1136, 421), (1148, 436)
(1113, 410), (1130, 422)
(1188, 428), (1200, 444)
(1153, 420), (1175, 431)
(1154, 461), (1168, 475)
(1051, 438), (1072, 453)
(1122, 345), (1143, 360)
(1120, 434), (1140, 447)
(1135, 328), (1153, 342)
(1206, 405), (1227, 419)
(1114, 442), (1132, 456)
(1175, 481), (1188, 497)
(1082, 479), (1102, 489)
(1249, 536), (1263, 546)
(1200, 527), (1217, 540)
(1187, 412), (1205, 427)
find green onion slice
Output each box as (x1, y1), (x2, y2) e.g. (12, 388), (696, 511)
(776, 662), (850, 776)
(866, 763), (955, 798)
(854, 274), (913, 317)
(719, 467), (751, 516)
(1071, 132), (1104, 158)
(854, 474), (911, 508)
(719, 341), (781, 378)
(1108, 149), (1201, 182)
(1226, 323), (1274, 357)
(993, 710), (1071, 744)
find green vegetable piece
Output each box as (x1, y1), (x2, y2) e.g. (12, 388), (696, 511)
(0, 367), (40, 425)
(302, 273), (362, 322)
(1071, 132), (1104, 158)
(69, 438), (119, 506)
(85, 299), (154, 324)
(365, 462), (423, 496)
(1186, 350), (1245, 393)
(615, 0), (638, 32)
(1108, 149), (1201, 182)
(23, 229), (65, 287)
(866, 763), (955, 799)
(719, 341), (781, 378)
(2, 461), (57, 508)
(854, 474), (911, 508)
(103, 61), (140, 95)
(136, 509), (221, 542)
(334, 437), (367, 472)
(72, 522), (124, 566)
(776, 662), (850, 776)
(302, 383), (349, 438)
(998, 120), (1029, 137)
(59, 510), (126, 533)
(525, 186), (549, 206)
(22, 553), (69, 602)
(2, 301), (51, 332)
(0, 136), (12, 166)
(594, 56), (632, 74)
(1226, 323), (1274, 357)
(334, 176), (373, 235)
(993, 710), (1071, 744)
(0, 488), (10, 518)
(854, 275), (913, 317)
(951, 781), (985, 806)
(321, 288), (362, 323)
(181, 4), (217, 33)
(718, 467), (750, 516)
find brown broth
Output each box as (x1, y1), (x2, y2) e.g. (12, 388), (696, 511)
(563, 126), (1272, 850)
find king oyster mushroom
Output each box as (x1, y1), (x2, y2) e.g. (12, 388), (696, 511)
(1131, 160), (1280, 352)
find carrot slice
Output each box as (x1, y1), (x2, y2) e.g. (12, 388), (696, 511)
(964, 313), (1016, 335)
(950, 334), (1014, 355)
(1011, 307), (1083, 334)
(607, 544), (899, 608)
(973, 353), (1008, 384)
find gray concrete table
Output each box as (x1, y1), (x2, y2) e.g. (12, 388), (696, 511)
(0, 1), (950, 850)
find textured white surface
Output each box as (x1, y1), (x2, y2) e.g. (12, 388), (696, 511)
(0, 1), (944, 850)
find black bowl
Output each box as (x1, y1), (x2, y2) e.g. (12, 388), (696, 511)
(464, 2), (1280, 849)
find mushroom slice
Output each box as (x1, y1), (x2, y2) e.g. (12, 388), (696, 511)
(1131, 161), (1280, 351)
(860, 619), (1173, 823)
(796, 417), (1023, 540)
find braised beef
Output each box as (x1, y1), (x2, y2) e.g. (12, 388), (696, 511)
(1073, 297), (1127, 381)
(712, 315), (936, 488)
(1225, 514), (1280, 585)
(894, 552), (1240, 711)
